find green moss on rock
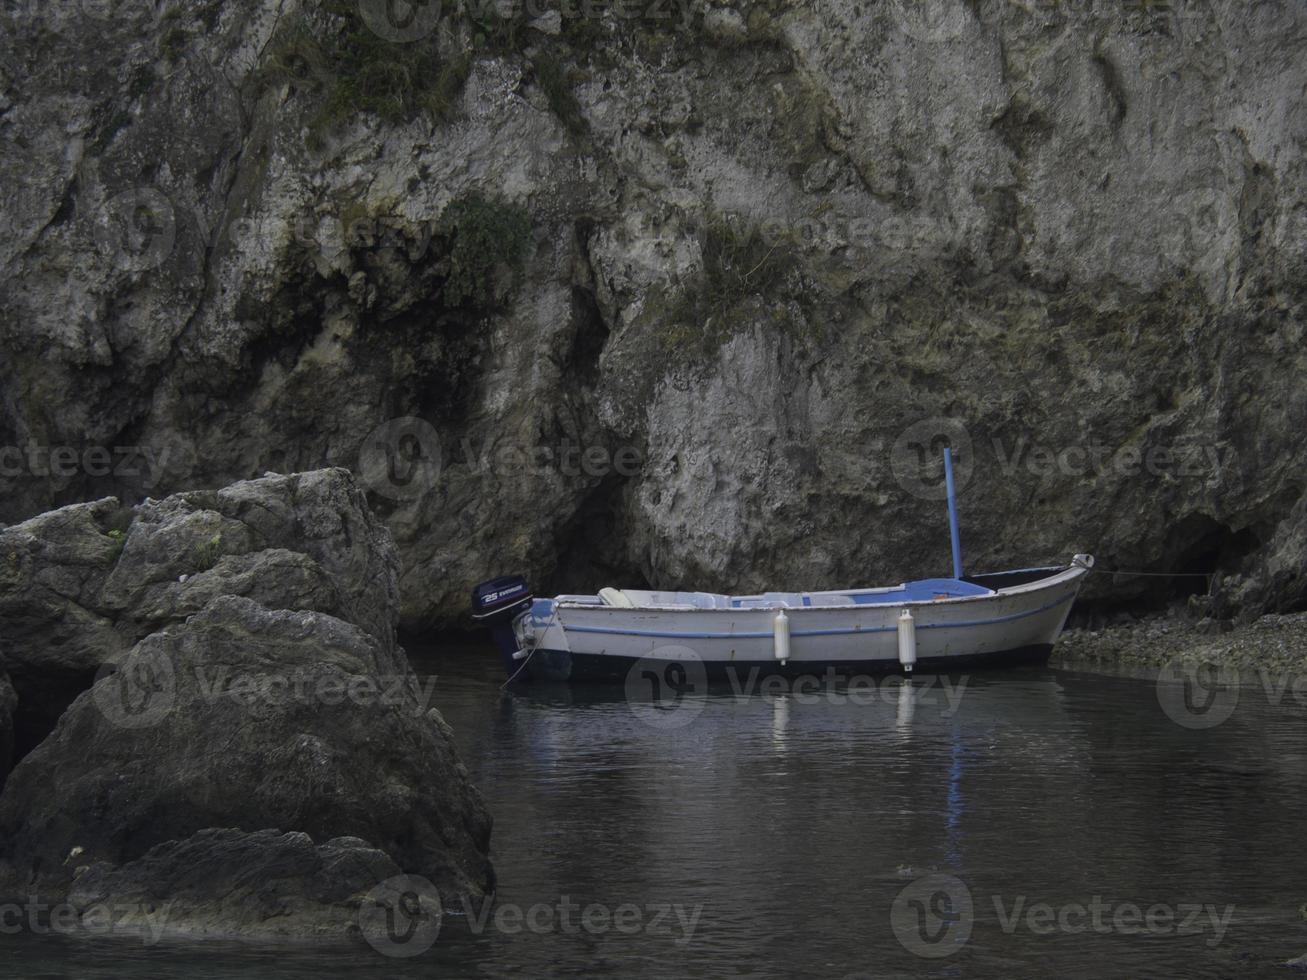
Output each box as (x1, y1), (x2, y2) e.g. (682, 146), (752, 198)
(436, 192), (533, 310)
(262, 1), (470, 149)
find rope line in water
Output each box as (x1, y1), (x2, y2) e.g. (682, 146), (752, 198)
(1088, 568), (1215, 580)
(499, 606), (559, 690)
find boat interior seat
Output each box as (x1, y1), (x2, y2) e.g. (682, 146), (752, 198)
(804, 594), (854, 607)
(732, 593), (800, 609)
(598, 587), (635, 608)
(601, 589), (729, 609)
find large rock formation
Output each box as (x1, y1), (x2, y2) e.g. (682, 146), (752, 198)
(1, 0), (1304, 627)
(0, 469), (493, 932)
(0, 670), (14, 786)
(0, 466), (400, 763)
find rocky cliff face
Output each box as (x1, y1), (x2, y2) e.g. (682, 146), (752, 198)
(0, 672), (14, 782)
(0, 469), (493, 933)
(1, 0), (1304, 628)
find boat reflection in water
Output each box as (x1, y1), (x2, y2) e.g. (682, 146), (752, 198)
(239, 643), (1305, 978)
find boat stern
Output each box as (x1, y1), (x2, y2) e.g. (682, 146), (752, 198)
(470, 575), (534, 674)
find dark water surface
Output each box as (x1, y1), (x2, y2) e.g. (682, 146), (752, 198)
(5, 646), (1307, 978)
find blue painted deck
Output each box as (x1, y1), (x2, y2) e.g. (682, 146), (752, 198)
(841, 578), (992, 605)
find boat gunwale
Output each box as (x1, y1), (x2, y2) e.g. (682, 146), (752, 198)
(548, 556), (1093, 616)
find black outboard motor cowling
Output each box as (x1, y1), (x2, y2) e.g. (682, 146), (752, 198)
(471, 575), (534, 675)
(471, 575), (533, 622)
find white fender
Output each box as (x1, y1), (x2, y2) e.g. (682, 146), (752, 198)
(897, 609), (917, 672)
(773, 609), (791, 664)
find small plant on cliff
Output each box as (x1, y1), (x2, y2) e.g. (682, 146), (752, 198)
(159, 7), (188, 62)
(263, 1), (470, 149)
(193, 533), (223, 572)
(160, 27), (188, 61)
(436, 193), (532, 309)
(662, 214), (799, 350)
(531, 52), (587, 136)
(105, 529), (126, 561)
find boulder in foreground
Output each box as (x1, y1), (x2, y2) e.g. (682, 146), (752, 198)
(0, 469), (492, 937)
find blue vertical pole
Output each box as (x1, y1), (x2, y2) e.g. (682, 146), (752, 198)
(944, 448), (963, 580)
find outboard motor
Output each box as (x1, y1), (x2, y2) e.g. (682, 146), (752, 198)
(471, 575), (534, 674)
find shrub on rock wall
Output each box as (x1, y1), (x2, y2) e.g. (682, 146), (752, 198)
(436, 192), (533, 310)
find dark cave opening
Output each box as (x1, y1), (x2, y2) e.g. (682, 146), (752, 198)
(567, 284), (610, 389)
(1172, 516), (1260, 598)
(240, 304), (331, 380)
(566, 220), (610, 390)
(2, 667), (100, 792)
(1068, 516), (1262, 627)
(549, 473), (648, 599)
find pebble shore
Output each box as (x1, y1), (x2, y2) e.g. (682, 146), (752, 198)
(1052, 611), (1307, 676)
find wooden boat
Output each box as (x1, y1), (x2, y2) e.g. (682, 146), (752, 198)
(473, 451), (1092, 683)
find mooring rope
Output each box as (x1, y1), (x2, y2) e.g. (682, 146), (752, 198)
(1088, 567), (1216, 582)
(499, 606), (560, 690)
